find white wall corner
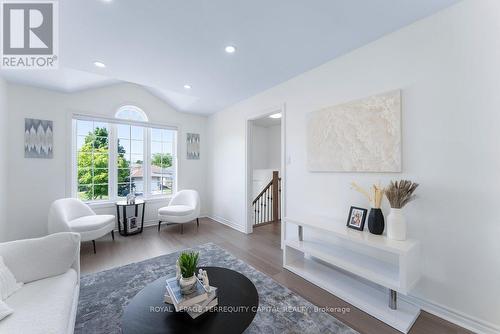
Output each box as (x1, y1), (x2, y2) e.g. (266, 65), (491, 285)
(208, 215), (249, 234)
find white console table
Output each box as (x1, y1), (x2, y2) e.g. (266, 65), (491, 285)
(283, 216), (421, 333)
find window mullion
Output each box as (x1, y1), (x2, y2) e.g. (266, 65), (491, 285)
(109, 124), (118, 200)
(173, 130), (178, 194)
(129, 125), (132, 191)
(71, 120), (77, 198)
(144, 128), (151, 197)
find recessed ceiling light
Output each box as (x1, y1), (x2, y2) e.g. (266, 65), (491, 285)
(183, 84), (192, 89)
(269, 113), (282, 119)
(93, 61), (106, 68)
(224, 45), (236, 54)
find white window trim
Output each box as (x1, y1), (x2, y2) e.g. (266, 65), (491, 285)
(69, 112), (180, 204)
(147, 129), (179, 200)
(115, 105), (149, 122)
(84, 195), (173, 209)
(72, 113), (177, 130)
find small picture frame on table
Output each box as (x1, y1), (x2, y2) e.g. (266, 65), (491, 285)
(127, 217), (138, 232)
(346, 206), (367, 231)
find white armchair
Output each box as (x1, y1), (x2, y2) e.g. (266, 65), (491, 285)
(158, 190), (200, 234)
(0, 232), (80, 334)
(48, 198), (115, 253)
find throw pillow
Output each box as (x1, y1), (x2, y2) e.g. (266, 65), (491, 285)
(0, 300), (13, 321)
(0, 256), (23, 300)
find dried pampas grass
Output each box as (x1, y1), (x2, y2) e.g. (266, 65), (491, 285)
(351, 182), (384, 208)
(385, 180), (419, 209)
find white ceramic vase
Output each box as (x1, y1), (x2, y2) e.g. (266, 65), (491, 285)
(179, 275), (197, 294)
(387, 208), (406, 241)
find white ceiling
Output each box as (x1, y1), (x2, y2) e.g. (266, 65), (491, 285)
(253, 116), (281, 128)
(2, 0), (460, 114)
(0, 68), (119, 93)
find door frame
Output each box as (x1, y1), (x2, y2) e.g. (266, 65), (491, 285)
(244, 104), (286, 248)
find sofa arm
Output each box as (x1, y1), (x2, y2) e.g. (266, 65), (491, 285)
(0, 232), (80, 284)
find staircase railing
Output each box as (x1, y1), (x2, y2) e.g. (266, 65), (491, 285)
(252, 171), (281, 227)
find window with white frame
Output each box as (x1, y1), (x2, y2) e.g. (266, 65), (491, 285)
(115, 105), (148, 122)
(150, 127), (176, 195)
(73, 107), (177, 202)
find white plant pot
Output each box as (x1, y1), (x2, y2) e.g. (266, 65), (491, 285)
(179, 275), (197, 294)
(387, 208), (407, 241)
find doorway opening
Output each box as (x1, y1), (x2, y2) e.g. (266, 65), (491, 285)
(246, 108), (285, 246)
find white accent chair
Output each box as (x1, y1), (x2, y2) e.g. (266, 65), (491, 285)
(0, 232), (80, 334)
(48, 198), (115, 254)
(158, 190), (200, 234)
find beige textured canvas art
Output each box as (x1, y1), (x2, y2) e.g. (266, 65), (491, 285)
(307, 90), (401, 172)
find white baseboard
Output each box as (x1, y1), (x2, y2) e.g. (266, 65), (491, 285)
(143, 219), (159, 228)
(139, 214), (248, 234)
(116, 213), (211, 230)
(207, 215), (249, 234)
(402, 294), (499, 334)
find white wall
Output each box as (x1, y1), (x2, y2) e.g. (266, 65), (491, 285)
(251, 124), (268, 169)
(250, 123), (282, 206)
(207, 0), (500, 331)
(251, 124), (281, 199)
(0, 78), (7, 242)
(266, 125), (281, 169)
(251, 123), (281, 170)
(252, 169), (273, 199)
(6, 82), (208, 241)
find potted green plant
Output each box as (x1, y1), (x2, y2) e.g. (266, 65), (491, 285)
(178, 251), (199, 294)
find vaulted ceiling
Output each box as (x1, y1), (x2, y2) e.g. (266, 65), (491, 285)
(1, 0), (460, 114)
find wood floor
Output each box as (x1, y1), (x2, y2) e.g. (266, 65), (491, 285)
(80, 218), (473, 334)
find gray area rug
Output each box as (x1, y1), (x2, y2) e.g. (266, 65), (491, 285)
(76, 243), (358, 334)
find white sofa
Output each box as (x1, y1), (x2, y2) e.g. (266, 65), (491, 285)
(0, 232), (81, 334)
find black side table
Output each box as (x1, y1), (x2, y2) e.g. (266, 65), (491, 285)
(116, 199), (146, 236)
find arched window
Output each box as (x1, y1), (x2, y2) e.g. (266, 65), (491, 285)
(115, 105), (148, 122)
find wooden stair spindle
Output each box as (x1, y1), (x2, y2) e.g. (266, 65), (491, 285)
(262, 195), (265, 223)
(272, 171), (279, 224)
(252, 171), (281, 227)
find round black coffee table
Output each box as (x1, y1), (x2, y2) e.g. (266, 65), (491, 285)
(122, 267), (259, 334)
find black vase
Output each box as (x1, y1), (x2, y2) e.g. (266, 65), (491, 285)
(368, 208), (385, 235)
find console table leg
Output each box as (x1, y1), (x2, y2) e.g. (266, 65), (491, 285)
(389, 289), (397, 310)
(298, 226), (303, 241)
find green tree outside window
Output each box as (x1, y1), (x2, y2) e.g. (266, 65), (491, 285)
(151, 152), (172, 168)
(78, 127), (132, 200)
